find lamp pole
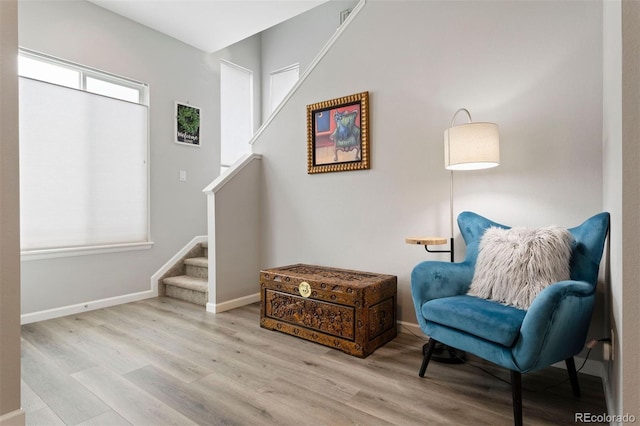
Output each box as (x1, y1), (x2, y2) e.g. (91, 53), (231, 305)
(449, 169), (455, 262)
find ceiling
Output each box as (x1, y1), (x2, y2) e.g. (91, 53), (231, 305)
(88, 0), (329, 53)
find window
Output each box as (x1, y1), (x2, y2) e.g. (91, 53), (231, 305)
(18, 54), (79, 89)
(18, 50), (146, 103)
(85, 77), (141, 104)
(269, 64), (299, 115)
(18, 49), (150, 257)
(220, 60), (253, 174)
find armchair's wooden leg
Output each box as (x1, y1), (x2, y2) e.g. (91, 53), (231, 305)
(565, 357), (581, 397)
(510, 370), (523, 426)
(419, 338), (438, 377)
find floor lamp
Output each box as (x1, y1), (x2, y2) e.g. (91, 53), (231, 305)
(432, 108), (500, 363)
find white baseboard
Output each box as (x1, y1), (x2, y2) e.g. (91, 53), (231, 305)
(206, 293), (260, 314)
(20, 289), (156, 325)
(0, 408), (25, 426)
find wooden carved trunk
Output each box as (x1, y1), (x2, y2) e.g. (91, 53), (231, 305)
(260, 264), (397, 358)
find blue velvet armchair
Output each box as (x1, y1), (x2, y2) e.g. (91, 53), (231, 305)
(411, 211), (610, 425)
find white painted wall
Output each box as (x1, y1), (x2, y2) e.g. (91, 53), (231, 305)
(253, 0), (603, 329)
(18, 1), (218, 316)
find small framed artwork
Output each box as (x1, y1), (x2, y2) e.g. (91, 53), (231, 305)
(175, 102), (201, 147)
(307, 91), (369, 174)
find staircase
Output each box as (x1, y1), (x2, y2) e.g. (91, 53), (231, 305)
(161, 241), (208, 306)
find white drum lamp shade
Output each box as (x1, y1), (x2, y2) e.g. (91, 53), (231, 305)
(444, 121), (500, 170)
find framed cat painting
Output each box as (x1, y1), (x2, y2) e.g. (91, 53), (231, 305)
(306, 91), (370, 174)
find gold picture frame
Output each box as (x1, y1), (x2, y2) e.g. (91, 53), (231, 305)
(307, 91), (370, 174)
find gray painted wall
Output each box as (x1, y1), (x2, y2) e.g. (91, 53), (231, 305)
(213, 157), (262, 304)
(603, 0), (640, 418)
(19, 1), (218, 315)
(602, 0), (623, 414)
(252, 0), (603, 343)
(204, 2), (355, 307)
(620, 1), (640, 415)
(260, 0), (358, 122)
(7, 0), (639, 417)
(0, 0), (23, 422)
(16, 0), (361, 317)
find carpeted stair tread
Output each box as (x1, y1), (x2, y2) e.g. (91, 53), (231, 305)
(163, 275), (207, 292)
(184, 257), (208, 268)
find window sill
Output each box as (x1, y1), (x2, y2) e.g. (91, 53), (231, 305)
(21, 241), (154, 261)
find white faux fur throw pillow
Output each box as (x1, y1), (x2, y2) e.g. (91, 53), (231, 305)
(467, 226), (574, 309)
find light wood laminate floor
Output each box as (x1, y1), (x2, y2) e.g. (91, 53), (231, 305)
(21, 297), (607, 425)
